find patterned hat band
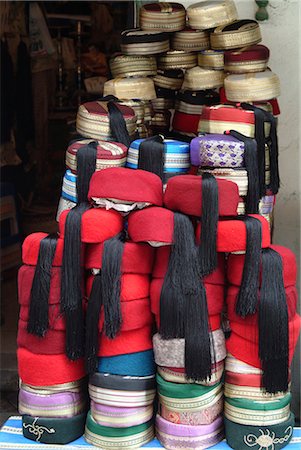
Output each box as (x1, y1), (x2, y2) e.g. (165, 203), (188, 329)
(224, 71), (281, 102)
(210, 21), (262, 50)
(89, 372), (156, 392)
(198, 51), (225, 70)
(157, 360), (224, 386)
(104, 77), (156, 101)
(158, 51), (197, 70)
(172, 30), (210, 52)
(187, 0), (238, 30)
(110, 55), (157, 78)
(121, 41), (170, 56)
(224, 58), (269, 74)
(88, 384), (156, 408)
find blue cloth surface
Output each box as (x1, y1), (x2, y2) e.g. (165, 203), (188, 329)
(98, 350), (156, 377)
(1, 417), (300, 449)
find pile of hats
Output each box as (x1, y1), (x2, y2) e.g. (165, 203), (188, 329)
(17, 232), (87, 444)
(224, 243), (300, 449)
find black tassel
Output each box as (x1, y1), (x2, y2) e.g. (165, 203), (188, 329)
(240, 103), (266, 197)
(76, 142), (97, 203)
(259, 248), (289, 393)
(27, 234), (58, 337)
(227, 130), (260, 214)
(61, 203), (90, 360)
(184, 281), (212, 382)
(137, 135), (164, 180)
(235, 216), (262, 317)
(265, 112), (280, 194)
(198, 173), (218, 276)
(85, 273), (102, 374)
(101, 233), (125, 339)
(107, 101), (131, 147)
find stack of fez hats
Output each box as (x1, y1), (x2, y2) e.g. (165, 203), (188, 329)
(17, 1), (300, 449)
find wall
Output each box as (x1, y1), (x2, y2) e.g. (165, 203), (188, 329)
(166, 0), (301, 418)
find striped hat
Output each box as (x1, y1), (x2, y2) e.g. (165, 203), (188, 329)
(224, 45), (270, 73)
(120, 29), (169, 55)
(198, 49), (224, 70)
(172, 28), (210, 52)
(224, 70), (281, 102)
(109, 54), (157, 78)
(182, 66), (224, 91)
(153, 69), (184, 91)
(140, 2), (186, 33)
(103, 77), (156, 101)
(210, 20), (262, 50)
(158, 50), (197, 70)
(187, 0), (238, 30)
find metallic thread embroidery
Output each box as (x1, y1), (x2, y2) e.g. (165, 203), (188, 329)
(23, 418), (55, 441)
(244, 426), (293, 450)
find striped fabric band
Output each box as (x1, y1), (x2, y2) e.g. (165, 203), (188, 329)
(224, 70), (281, 102)
(225, 354), (263, 375)
(61, 170), (77, 203)
(89, 373), (156, 391)
(56, 196), (76, 221)
(88, 385), (156, 408)
(90, 402), (153, 428)
(158, 386), (224, 412)
(224, 402), (291, 426)
(198, 168), (248, 196)
(121, 41), (170, 56)
(210, 21), (262, 51)
(172, 29), (210, 52)
(20, 379), (85, 395)
(157, 360), (224, 386)
(198, 50), (225, 70)
(187, 0), (238, 31)
(225, 382), (290, 401)
(226, 394), (291, 412)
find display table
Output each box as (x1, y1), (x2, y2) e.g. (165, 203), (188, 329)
(0, 417), (300, 449)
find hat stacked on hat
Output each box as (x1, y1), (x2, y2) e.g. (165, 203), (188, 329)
(223, 245), (301, 449)
(126, 135), (190, 185)
(17, 233), (87, 444)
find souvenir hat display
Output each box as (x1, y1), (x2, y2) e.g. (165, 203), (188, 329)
(187, 0), (238, 30)
(172, 28), (210, 52)
(109, 54), (157, 78)
(17, 1), (300, 449)
(120, 29), (170, 55)
(140, 2), (186, 32)
(224, 44), (270, 73)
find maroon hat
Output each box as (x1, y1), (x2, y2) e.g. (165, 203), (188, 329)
(128, 207), (174, 245)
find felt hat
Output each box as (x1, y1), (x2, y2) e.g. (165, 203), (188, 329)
(140, 2), (186, 32)
(88, 167), (163, 211)
(224, 44), (270, 73)
(98, 350), (156, 377)
(110, 54), (157, 78)
(172, 28), (210, 52)
(187, 0), (238, 30)
(210, 20), (262, 50)
(120, 29), (170, 55)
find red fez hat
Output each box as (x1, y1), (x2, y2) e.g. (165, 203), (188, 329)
(98, 325), (153, 357)
(128, 207), (174, 245)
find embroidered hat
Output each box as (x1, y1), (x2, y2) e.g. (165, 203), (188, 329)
(76, 100), (136, 143)
(126, 137), (190, 182)
(103, 77), (156, 101)
(120, 29), (170, 55)
(158, 51), (197, 70)
(187, 0), (238, 30)
(172, 28), (210, 52)
(88, 167), (163, 211)
(224, 44), (270, 73)
(224, 71), (281, 102)
(182, 66), (224, 91)
(224, 413), (294, 450)
(153, 69), (184, 91)
(140, 2), (186, 32)
(198, 50), (224, 70)
(109, 54), (157, 78)
(210, 20), (262, 50)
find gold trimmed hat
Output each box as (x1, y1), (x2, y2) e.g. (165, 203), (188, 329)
(224, 70), (281, 102)
(158, 50), (197, 70)
(210, 20), (262, 50)
(187, 0), (238, 31)
(140, 2), (186, 33)
(198, 50), (224, 70)
(224, 45), (270, 73)
(121, 29), (170, 55)
(172, 29), (210, 52)
(110, 54), (157, 78)
(182, 66), (225, 91)
(104, 77), (157, 101)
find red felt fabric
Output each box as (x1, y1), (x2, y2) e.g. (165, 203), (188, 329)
(227, 244), (297, 287)
(98, 326), (153, 357)
(17, 348), (86, 386)
(153, 311), (221, 332)
(196, 215), (271, 252)
(18, 266), (61, 307)
(225, 371), (264, 388)
(59, 208), (123, 243)
(152, 247), (225, 284)
(128, 207), (174, 245)
(172, 111), (201, 134)
(224, 45), (269, 63)
(164, 175), (239, 217)
(86, 274), (150, 302)
(88, 168), (163, 206)
(199, 105), (255, 125)
(85, 241), (155, 273)
(226, 314), (301, 368)
(83, 101), (135, 120)
(22, 234), (64, 266)
(17, 321), (66, 355)
(19, 304), (66, 331)
(150, 280), (225, 318)
(226, 285), (298, 325)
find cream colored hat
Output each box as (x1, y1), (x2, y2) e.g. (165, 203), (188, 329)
(187, 0), (238, 30)
(158, 51), (197, 70)
(198, 50), (224, 70)
(224, 70), (280, 102)
(172, 29), (210, 52)
(182, 66), (224, 91)
(210, 20), (262, 50)
(104, 77), (157, 101)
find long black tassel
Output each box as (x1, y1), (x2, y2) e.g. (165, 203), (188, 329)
(240, 103), (266, 197)
(265, 112), (280, 194)
(227, 130), (260, 214)
(101, 233), (125, 339)
(107, 101), (131, 147)
(198, 173), (218, 276)
(138, 135), (164, 180)
(76, 142), (97, 203)
(235, 216), (262, 317)
(85, 273), (103, 374)
(27, 234), (58, 337)
(61, 203), (90, 360)
(259, 248), (289, 393)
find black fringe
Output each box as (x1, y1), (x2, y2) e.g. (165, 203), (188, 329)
(61, 203), (90, 360)
(259, 248), (289, 393)
(266, 112), (280, 194)
(76, 142), (97, 203)
(138, 135), (164, 180)
(240, 103), (266, 197)
(198, 173), (218, 276)
(85, 273), (102, 374)
(27, 233), (58, 337)
(101, 233), (125, 339)
(227, 130), (260, 214)
(235, 216), (262, 317)
(107, 101), (131, 147)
